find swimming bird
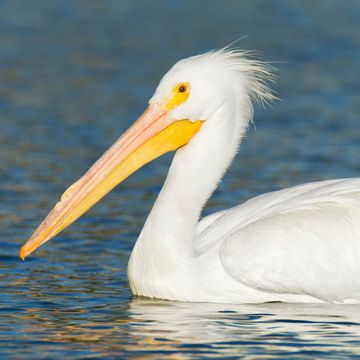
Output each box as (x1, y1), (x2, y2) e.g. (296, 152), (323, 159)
(20, 49), (360, 304)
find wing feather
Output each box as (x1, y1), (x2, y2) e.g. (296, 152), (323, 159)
(202, 179), (360, 302)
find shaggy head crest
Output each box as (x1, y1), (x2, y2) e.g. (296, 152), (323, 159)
(152, 48), (276, 104)
(204, 48), (277, 105)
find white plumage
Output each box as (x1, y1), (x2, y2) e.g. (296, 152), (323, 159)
(128, 50), (360, 303)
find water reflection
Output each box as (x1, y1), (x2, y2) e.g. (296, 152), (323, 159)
(14, 299), (360, 358)
(128, 301), (360, 350)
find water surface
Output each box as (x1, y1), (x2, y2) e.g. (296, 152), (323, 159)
(1, 1), (360, 358)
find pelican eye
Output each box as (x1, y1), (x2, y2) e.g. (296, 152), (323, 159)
(178, 85), (187, 93)
(166, 82), (191, 111)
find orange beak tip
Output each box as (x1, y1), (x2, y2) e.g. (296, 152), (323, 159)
(19, 246), (27, 261)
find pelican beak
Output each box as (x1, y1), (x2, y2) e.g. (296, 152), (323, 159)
(20, 104), (203, 260)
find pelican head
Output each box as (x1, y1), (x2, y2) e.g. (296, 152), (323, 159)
(20, 49), (274, 260)
(151, 49), (274, 123)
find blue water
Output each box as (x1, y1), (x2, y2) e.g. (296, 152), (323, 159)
(1, 1), (360, 358)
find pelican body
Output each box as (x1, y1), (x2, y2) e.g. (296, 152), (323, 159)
(20, 49), (360, 304)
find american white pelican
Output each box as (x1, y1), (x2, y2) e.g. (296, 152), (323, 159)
(20, 49), (360, 304)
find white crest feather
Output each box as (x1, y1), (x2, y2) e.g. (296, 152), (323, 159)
(207, 48), (277, 106)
